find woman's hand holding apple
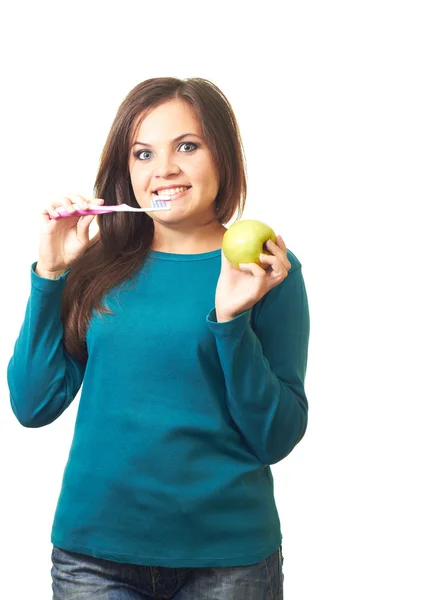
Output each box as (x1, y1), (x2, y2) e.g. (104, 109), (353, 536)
(215, 235), (291, 322)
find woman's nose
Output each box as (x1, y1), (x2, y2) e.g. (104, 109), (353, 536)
(154, 151), (180, 177)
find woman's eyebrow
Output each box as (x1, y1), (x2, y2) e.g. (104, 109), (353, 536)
(132, 133), (203, 148)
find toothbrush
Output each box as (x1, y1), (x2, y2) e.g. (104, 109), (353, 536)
(49, 197), (171, 219)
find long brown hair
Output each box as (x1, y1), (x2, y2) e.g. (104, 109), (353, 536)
(61, 77), (247, 364)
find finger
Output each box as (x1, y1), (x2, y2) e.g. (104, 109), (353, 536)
(41, 206), (54, 218)
(66, 194), (89, 210)
(40, 211), (52, 224)
(47, 199), (77, 218)
(276, 236), (291, 269)
(85, 197), (105, 207)
(46, 197), (78, 217)
(259, 254), (288, 277)
(276, 235), (287, 252)
(46, 202), (66, 218)
(264, 239), (291, 270)
(259, 253), (277, 265)
(264, 239), (284, 256)
(62, 196), (82, 212)
(76, 215), (97, 243)
(238, 262), (267, 277)
(77, 213), (96, 230)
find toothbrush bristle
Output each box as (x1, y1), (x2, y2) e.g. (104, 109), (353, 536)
(151, 197), (171, 208)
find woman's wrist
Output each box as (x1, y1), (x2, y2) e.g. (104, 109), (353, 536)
(215, 310), (235, 323)
(35, 263), (67, 280)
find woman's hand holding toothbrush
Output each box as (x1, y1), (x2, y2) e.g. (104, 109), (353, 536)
(36, 194), (105, 279)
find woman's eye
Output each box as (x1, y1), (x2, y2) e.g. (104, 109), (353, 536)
(136, 150), (153, 160)
(179, 142), (197, 152)
(135, 142), (198, 161)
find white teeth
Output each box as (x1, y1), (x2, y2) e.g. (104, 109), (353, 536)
(156, 186), (189, 196)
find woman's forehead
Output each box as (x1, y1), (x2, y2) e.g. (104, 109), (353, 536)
(131, 101), (200, 141)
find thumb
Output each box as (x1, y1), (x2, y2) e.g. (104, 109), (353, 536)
(221, 250), (235, 271)
(239, 263), (266, 277)
(77, 214), (96, 241)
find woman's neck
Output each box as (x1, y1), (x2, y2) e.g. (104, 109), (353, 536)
(151, 224), (227, 254)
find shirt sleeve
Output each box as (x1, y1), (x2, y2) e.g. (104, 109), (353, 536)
(206, 260), (310, 465)
(6, 262), (86, 427)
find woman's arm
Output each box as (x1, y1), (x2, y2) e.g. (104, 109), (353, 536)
(207, 259), (310, 465)
(7, 262), (86, 427)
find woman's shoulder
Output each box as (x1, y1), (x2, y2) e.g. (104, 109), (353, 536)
(286, 248), (302, 271)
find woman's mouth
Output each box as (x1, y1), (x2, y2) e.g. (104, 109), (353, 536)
(153, 186), (192, 201)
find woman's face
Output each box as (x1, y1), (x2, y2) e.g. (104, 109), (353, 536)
(128, 99), (219, 228)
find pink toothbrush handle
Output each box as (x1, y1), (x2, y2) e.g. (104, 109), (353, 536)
(49, 207), (115, 219)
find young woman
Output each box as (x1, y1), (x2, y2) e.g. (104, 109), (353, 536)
(7, 77), (310, 599)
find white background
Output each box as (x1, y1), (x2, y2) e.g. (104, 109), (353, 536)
(1, 1), (439, 598)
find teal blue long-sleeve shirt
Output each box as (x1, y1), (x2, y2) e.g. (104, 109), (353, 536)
(7, 247), (310, 568)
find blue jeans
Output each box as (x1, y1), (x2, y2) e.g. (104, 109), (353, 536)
(51, 544), (284, 599)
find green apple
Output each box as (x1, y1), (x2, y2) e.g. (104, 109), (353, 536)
(222, 220), (277, 269)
